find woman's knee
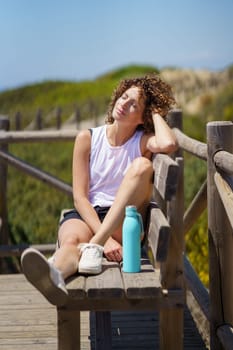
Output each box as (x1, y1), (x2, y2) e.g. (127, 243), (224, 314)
(128, 157), (153, 178)
(58, 220), (93, 246)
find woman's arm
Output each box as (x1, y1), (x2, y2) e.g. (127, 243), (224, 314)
(72, 130), (102, 234)
(146, 113), (178, 154)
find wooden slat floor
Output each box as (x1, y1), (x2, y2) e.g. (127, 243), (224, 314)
(0, 274), (207, 350)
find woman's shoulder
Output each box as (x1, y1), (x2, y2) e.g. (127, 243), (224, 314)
(75, 125), (106, 150)
(76, 129), (92, 141)
(74, 129), (92, 153)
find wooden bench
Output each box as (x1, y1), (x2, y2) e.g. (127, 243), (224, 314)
(57, 154), (185, 350)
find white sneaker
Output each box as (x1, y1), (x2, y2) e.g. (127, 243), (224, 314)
(21, 248), (68, 306)
(78, 243), (104, 274)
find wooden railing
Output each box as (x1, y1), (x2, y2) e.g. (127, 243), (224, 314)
(10, 101), (101, 131)
(173, 119), (233, 350)
(0, 112), (233, 350)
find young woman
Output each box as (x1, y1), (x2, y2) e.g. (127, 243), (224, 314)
(21, 74), (178, 306)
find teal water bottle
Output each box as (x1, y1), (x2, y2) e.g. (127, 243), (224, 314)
(122, 205), (143, 273)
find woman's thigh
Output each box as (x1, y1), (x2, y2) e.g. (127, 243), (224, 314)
(58, 218), (93, 247)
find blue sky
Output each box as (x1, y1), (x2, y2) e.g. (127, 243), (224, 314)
(1, 0), (233, 90)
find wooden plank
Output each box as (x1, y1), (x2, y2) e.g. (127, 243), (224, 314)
(186, 290), (210, 348)
(0, 243), (56, 257)
(85, 259), (124, 299)
(184, 255), (210, 321)
(0, 117), (9, 260)
(214, 172), (233, 229)
(121, 258), (161, 298)
(0, 309), (56, 325)
(0, 274), (91, 350)
(217, 324), (233, 350)
(0, 129), (78, 143)
(153, 153), (179, 201)
(65, 274), (86, 299)
(159, 157), (184, 350)
(0, 274), (36, 290)
(0, 149), (73, 198)
(57, 308), (81, 350)
(147, 203), (170, 262)
(64, 290), (184, 311)
(183, 179), (207, 234)
(0, 291), (52, 306)
(214, 149), (233, 175)
(207, 121), (233, 349)
(173, 127), (207, 160)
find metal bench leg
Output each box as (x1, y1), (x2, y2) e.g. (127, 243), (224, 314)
(95, 311), (112, 350)
(57, 307), (81, 350)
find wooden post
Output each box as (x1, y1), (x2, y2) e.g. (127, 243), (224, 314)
(35, 108), (43, 130)
(57, 308), (81, 350)
(15, 111), (22, 130)
(207, 121), (233, 350)
(74, 107), (80, 129)
(56, 107), (62, 130)
(159, 110), (185, 349)
(159, 157), (184, 350)
(0, 116), (10, 271)
(89, 100), (98, 127)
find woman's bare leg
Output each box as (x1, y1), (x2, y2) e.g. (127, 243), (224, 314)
(52, 219), (94, 279)
(49, 157), (153, 278)
(21, 217), (95, 306)
(90, 157), (153, 246)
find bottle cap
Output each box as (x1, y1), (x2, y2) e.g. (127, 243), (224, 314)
(125, 205), (137, 215)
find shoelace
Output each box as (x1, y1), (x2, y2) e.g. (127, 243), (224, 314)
(80, 244), (103, 257)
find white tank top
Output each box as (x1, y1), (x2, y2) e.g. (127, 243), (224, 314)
(89, 125), (143, 207)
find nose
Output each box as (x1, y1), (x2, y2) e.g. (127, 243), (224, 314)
(121, 99), (130, 109)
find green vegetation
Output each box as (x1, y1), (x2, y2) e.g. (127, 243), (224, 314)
(0, 64), (158, 130)
(1, 63), (232, 285)
(8, 142), (73, 245)
(203, 81), (233, 122)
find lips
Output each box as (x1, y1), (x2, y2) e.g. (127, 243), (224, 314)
(116, 107), (125, 116)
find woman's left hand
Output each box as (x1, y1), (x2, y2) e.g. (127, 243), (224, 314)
(104, 237), (122, 262)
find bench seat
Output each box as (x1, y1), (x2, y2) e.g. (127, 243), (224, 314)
(57, 257), (184, 350)
(62, 258), (184, 310)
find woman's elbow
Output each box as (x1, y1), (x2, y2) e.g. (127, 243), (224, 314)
(73, 192), (82, 209)
(147, 134), (179, 154)
(167, 139), (179, 153)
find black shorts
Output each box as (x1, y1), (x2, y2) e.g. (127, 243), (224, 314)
(60, 206), (110, 226)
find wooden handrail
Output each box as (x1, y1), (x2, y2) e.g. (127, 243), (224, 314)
(0, 129), (78, 143)
(173, 127), (207, 160)
(214, 150), (233, 175)
(214, 172), (233, 230)
(0, 243), (56, 257)
(183, 180), (207, 234)
(0, 149), (73, 197)
(184, 255), (210, 321)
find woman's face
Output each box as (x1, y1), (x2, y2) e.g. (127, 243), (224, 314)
(112, 86), (145, 127)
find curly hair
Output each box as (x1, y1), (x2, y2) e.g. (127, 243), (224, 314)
(105, 74), (176, 133)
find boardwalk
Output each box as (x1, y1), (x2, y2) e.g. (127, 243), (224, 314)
(0, 273), (207, 350)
